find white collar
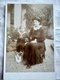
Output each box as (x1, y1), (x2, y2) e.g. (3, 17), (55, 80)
(33, 25), (42, 30)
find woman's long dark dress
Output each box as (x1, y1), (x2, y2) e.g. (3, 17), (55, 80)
(24, 27), (46, 66)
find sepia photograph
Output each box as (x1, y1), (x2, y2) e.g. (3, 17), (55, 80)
(6, 4), (54, 72)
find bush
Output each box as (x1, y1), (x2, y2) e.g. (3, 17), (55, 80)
(7, 26), (20, 43)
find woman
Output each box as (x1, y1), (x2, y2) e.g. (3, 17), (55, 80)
(29, 18), (46, 42)
(23, 18), (46, 68)
(29, 18), (46, 57)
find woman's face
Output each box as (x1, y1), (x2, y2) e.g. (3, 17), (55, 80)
(33, 20), (40, 26)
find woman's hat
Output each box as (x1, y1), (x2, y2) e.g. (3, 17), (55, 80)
(32, 17), (41, 22)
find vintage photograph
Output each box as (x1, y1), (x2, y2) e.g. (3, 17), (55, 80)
(6, 4), (54, 72)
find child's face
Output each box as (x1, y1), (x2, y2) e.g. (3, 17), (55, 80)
(33, 20), (40, 26)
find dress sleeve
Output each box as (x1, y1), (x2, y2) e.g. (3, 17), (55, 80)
(37, 27), (46, 42)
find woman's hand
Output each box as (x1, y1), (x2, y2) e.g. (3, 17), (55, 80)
(31, 39), (37, 43)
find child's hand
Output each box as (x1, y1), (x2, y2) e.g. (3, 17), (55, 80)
(25, 38), (29, 42)
(30, 37), (32, 40)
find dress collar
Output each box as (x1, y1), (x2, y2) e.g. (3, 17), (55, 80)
(33, 25), (42, 30)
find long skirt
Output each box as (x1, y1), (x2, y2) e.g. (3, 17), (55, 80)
(23, 42), (46, 66)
